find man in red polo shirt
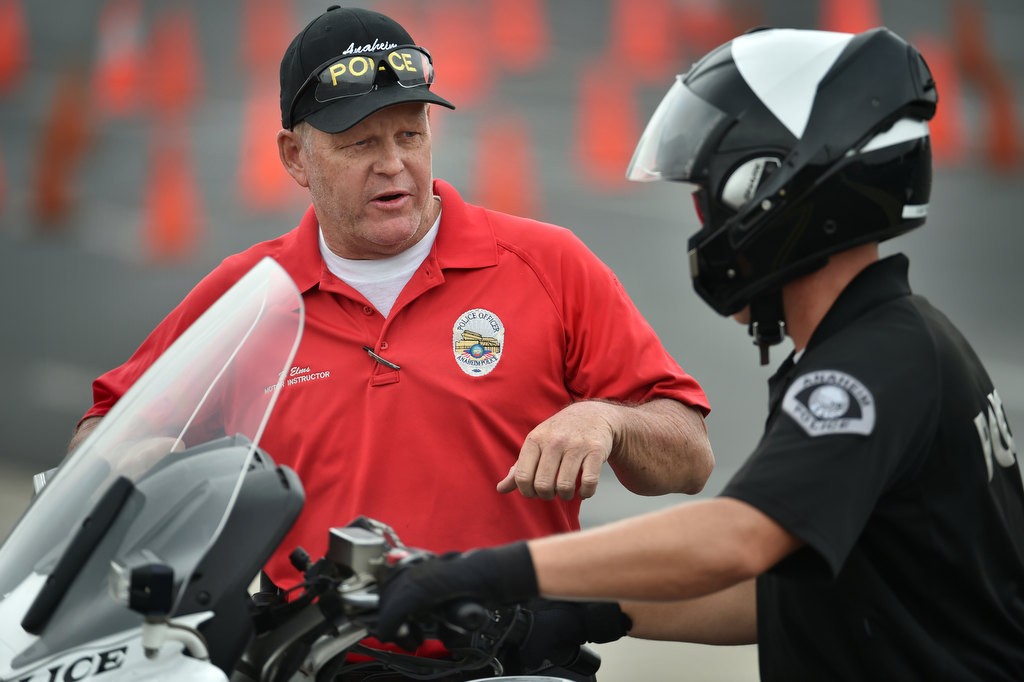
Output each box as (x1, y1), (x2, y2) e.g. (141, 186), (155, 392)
(70, 6), (712, 604)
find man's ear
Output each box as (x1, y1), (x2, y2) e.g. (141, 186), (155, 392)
(277, 128), (309, 188)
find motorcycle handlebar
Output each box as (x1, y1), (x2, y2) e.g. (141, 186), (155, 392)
(240, 520), (602, 680)
(555, 643), (601, 678)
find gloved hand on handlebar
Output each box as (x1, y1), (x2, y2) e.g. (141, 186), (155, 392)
(373, 543), (632, 660)
(515, 598), (633, 672)
(374, 542), (538, 645)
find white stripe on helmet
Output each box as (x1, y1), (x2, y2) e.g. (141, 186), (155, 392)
(731, 29), (854, 140)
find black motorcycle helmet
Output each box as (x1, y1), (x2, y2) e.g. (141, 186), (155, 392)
(627, 27), (937, 362)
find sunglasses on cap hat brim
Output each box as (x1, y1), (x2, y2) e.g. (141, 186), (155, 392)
(286, 45), (439, 130)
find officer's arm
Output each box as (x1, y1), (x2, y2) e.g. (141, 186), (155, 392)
(372, 498), (793, 647)
(529, 497), (800, 612)
(621, 579), (758, 644)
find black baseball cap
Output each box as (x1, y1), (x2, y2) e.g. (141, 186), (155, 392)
(280, 5), (455, 132)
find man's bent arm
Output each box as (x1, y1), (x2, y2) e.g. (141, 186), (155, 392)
(606, 398), (713, 495)
(499, 398), (713, 500)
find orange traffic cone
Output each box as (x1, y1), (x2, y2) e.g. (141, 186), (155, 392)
(0, 0), (27, 93)
(422, 0), (491, 106)
(913, 34), (965, 167)
(144, 129), (203, 262)
(490, 0), (549, 74)
(471, 116), (541, 219)
(818, 0), (882, 32)
(982, 80), (1021, 172)
(147, 6), (203, 119)
(608, 0), (677, 83)
(574, 61), (641, 189)
(241, 0), (296, 70)
(674, 0), (741, 59)
(952, 0), (1020, 172)
(32, 67), (94, 228)
(238, 83), (307, 213)
(91, 0), (144, 118)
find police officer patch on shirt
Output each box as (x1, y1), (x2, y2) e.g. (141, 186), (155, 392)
(782, 369), (876, 437)
(452, 308), (505, 377)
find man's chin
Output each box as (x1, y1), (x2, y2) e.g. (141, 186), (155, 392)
(365, 224), (424, 254)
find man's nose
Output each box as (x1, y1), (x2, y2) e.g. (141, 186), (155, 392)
(372, 141), (404, 175)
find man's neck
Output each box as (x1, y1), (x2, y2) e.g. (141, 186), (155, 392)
(783, 243), (880, 352)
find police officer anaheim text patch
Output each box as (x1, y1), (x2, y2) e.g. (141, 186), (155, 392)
(452, 308), (505, 377)
(781, 370), (875, 437)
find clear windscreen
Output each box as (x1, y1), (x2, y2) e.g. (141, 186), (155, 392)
(0, 258), (303, 623)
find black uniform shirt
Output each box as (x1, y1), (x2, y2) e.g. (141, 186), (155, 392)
(720, 254), (1024, 681)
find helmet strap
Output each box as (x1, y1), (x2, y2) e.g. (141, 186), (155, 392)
(747, 292), (786, 366)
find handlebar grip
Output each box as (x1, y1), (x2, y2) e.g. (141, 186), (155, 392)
(444, 598), (489, 631)
(561, 645), (602, 677)
(392, 599), (488, 650)
(393, 622), (423, 652)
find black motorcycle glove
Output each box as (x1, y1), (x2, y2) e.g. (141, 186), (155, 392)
(374, 542), (539, 645)
(516, 598), (633, 671)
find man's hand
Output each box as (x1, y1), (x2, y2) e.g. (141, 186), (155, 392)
(374, 543), (538, 647)
(115, 436), (185, 480)
(515, 599), (632, 671)
(67, 416), (103, 454)
(499, 399), (713, 499)
(497, 401), (617, 500)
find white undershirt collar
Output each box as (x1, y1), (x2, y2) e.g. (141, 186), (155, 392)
(319, 204), (441, 317)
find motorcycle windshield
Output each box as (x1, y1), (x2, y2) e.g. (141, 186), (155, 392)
(0, 258), (303, 648)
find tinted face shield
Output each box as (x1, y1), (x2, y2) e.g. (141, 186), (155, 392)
(627, 78), (731, 184)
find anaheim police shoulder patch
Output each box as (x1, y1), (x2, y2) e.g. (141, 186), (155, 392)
(781, 369), (875, 437)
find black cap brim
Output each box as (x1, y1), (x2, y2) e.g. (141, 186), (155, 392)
(304, 87), (455, 134)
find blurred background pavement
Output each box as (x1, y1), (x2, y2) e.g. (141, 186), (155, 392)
(1, 0), (1022, 679)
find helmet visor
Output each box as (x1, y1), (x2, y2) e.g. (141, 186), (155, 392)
(626, 77), (730, 183)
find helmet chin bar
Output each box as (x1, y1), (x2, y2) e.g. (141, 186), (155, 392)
(747, 292), (786, 366)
